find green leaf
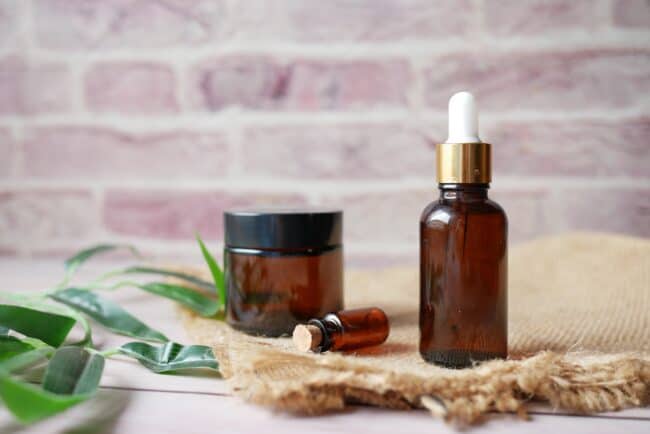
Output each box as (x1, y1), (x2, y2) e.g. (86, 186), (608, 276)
(0, 305), (76, 347)
(0, 336), (51, 374)
(135, 282), (220, 317)
(50, 288), (168, 343)
(62, 243), (140, 285)
(0, 325), (8, 335)
(0, 335), (34, 362)
(0, 375), (90, 424)
(118, 341), (219, 373)
(104, 266), (215, 292)
(2, 293), (93, 346)
(43, 347), (104, 395)
(0, 346), (54, 374)
(0, 346), (102, 423)
(196, 235), (226, 306)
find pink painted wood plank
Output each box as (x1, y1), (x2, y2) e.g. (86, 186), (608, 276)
(1, 390), (648, 434)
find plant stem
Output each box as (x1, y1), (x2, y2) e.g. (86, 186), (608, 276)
(102, 280), (141, 291)
(98, 348), (120, 358)
(87, 269), (124, 287)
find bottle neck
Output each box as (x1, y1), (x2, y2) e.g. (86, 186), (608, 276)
(308, 314), (343, 352)
(438, 183), (489, 201)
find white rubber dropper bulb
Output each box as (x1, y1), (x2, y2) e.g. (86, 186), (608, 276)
(446, 91), (481, 143)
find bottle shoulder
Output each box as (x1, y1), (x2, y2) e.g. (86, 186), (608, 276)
(420, 200), (441, 221)
(420, 197), (507, 227)
(484, 198), (507, 216)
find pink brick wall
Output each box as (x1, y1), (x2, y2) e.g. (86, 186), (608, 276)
(0, 0), (648, 263)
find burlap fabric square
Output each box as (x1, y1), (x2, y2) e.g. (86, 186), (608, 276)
(179, 233), (649, 424)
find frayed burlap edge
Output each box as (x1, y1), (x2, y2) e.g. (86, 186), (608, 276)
(180, 309), (649, 425)
(237, 350), (649, 425)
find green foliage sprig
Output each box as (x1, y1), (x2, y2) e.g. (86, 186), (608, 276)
(0, 235), (224, 424)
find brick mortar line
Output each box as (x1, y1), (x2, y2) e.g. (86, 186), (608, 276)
(173, 59), (190, 112)
(0, 109), (647, 128)
(19, 31), (650, 62)
(473, 0), (487, 38)
(15, 238), (422, 257)
(0, 178), (647, 192)
(601, 0), (616, 27)
(7, 0), (29, 254)
(92, 186), (111, 242)
(406, 55), (427, 115)
(26, 233), (650, 259)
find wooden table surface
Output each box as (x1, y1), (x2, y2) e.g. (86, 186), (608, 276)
(1, 259), (648, 434)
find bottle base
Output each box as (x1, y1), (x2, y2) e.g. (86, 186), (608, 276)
(420, 349), (506, 369)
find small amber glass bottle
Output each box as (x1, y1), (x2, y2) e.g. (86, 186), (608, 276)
(293, 307), (389, 353)
(420, 92), (508, 368)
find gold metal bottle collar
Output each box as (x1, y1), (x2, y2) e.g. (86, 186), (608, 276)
(436, 142), (491, 184)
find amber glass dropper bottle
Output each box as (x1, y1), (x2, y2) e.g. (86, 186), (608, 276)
(419, 91), (508, 368)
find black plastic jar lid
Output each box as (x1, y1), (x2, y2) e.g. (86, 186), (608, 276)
(224, 208), (342, 250)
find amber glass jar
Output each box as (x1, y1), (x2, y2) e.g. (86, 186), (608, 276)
(224, 209), (344, 337)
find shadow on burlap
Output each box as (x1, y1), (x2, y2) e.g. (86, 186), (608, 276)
(179, 233), (650, 425)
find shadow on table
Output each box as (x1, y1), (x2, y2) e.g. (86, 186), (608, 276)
(161, 367), (223, 379)
(0, 388), (131, 434)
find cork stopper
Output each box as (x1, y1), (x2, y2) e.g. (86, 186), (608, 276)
(292, 324), (322, 352)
